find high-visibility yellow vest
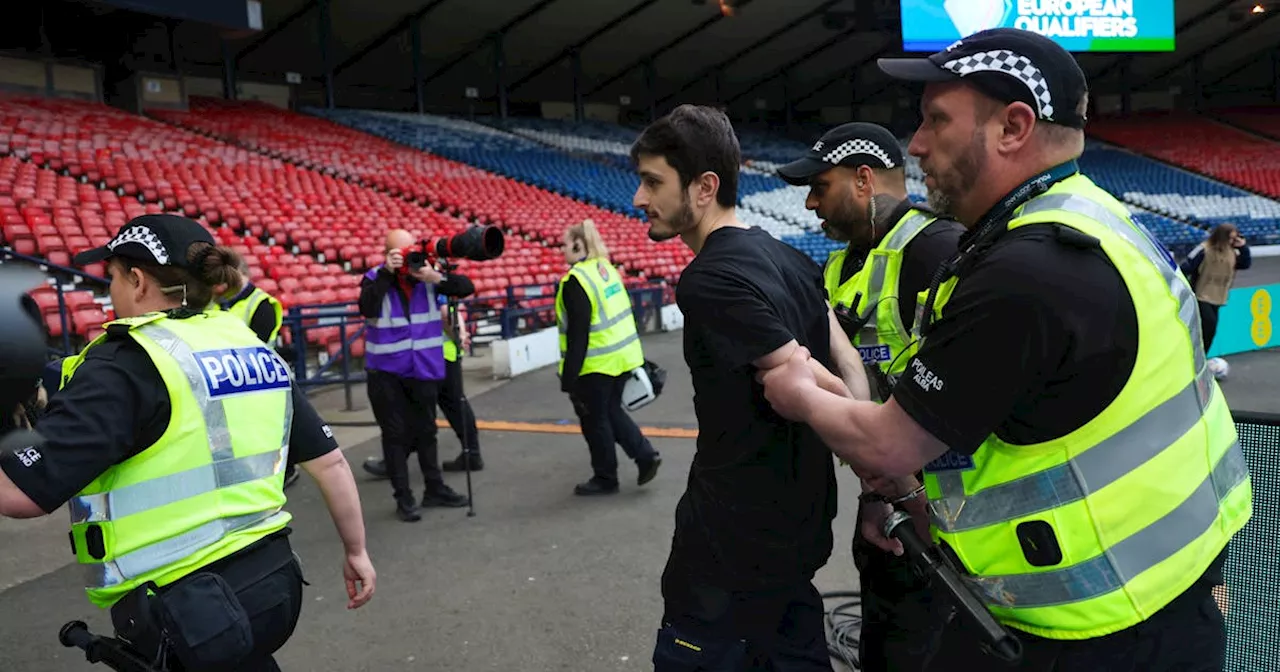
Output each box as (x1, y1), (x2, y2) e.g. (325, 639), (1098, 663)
(916, 175), (1252, 640)
(555, 258), (644, 377)
(443, 338), (459, 363)
(62, 309), (294, 609)
(824, 209), (934, 378)
(226, 286), (284, 343)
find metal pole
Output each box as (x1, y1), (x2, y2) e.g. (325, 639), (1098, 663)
(572, 48), (584, 122)
(495, 34), (509, 120)
(645, 58), (656, 121)
(221, 40), (237, 100)
(412, 19), (425, 114)
(319, 0), (335, 108)
(1273, 48), (1280, 103)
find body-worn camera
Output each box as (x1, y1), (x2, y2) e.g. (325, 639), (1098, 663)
(398, 225), (505, 273)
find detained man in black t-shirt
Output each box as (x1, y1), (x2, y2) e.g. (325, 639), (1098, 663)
(758, 29), (1238, 671)
(777, 122), (964, 672)
(631, 104), (868, 671)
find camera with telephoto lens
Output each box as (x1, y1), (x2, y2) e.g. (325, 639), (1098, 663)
(399, 225), (505, 273)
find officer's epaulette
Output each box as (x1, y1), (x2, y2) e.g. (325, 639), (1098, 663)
(104, 312), (167, 336)
(1053, 224), (1102, 250)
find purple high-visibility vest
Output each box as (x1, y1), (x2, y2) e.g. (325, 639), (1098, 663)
(363, 268), (445, 381)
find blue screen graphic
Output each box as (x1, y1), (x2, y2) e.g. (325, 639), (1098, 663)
(900, 0), (1175, 53)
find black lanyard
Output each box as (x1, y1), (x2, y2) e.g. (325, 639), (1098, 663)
(917, 160), (1080, 338)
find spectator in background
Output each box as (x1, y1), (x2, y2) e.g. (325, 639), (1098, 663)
(1181, 223), (1251, 377)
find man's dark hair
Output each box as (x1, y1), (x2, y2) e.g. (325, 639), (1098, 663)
(630, 104), (740, 209)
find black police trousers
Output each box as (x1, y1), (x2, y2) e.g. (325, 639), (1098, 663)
(439, 357), (480, 455)
(110, 533), (305, 671)
(653, 579), (833, 671)
(852, 504), (951, 672)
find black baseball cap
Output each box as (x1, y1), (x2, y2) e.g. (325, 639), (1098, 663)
(776, 122), (905, 186)
(73, 214), (215, 271)
(877, 28), (1089, 129)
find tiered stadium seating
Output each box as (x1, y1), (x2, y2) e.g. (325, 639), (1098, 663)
(1088, 112), (1280, 200)
(154, 100), (687, 288)
(1078, 140), (1280, 246)
(312, 109), (805, 240)
(0, 95), (574, 305)
(0, 155), (128, 341)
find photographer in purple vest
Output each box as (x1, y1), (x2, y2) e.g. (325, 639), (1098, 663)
(359, 229), (475, 522)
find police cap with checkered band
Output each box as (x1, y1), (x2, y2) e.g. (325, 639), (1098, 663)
(775, 122), (905, 187)
(877, 28), (1089, 129)
(73, 214), (216, 271)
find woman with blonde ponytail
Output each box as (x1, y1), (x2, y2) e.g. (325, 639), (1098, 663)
(555, 219), (661, 496)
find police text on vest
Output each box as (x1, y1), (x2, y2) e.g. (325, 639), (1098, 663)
(196, 346), (292, 398)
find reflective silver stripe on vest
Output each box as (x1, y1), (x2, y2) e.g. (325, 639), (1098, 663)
(558, 266), (635, 334)
(857, 213), (932, 346)
(963, 442), (1248, 609)
(930, 368), (1216, 533)
(584, 332), (640, 358)
(364, 337), (445, 355)
(373, 293), (440, 328)
(73, 323), (293, 586)
(85, 509), (290, 589)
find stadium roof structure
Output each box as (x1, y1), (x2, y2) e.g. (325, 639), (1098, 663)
(13, 0), (1280, 116)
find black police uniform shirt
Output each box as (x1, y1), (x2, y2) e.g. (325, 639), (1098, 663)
(834, 200), (965, 331)
(0, 313), (339, 514)
(665, 225), (838, 596)
(891, 221), (1224, 585)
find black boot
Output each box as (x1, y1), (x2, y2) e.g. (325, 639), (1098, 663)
(396, 496), (422, 522)
(362, 457), (388, 479)
(637, 454), (662, 486)
(422, 482), (469, 508)
(574, 478), (620, 496)
(442, 452), (484, 472)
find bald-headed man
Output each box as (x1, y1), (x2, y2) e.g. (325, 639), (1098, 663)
(359, 229), (475, 521)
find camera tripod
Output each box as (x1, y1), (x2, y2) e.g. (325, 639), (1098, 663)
(59, 621), (163, 672)
(441, 259), (476, 518)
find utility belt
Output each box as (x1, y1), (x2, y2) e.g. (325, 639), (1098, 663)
(110, 532), (298, 672)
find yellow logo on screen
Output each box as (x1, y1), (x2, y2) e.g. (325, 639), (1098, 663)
(1250, 289), (1272, 347)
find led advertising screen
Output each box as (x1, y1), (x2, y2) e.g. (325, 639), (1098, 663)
(900, 0), (1176, 53)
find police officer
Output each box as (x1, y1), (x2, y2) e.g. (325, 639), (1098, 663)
(221, 254), (285, 344)
(776, 122), (964, 671)
(359, 229), (473, 521)
(220, 252), (299, 488)
(759, 28), (1249, 671)
(556, 219), (661, 496)
(0, 214), (376, 671)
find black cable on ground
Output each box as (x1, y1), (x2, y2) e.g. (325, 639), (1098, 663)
(822, 590), (862, 671)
